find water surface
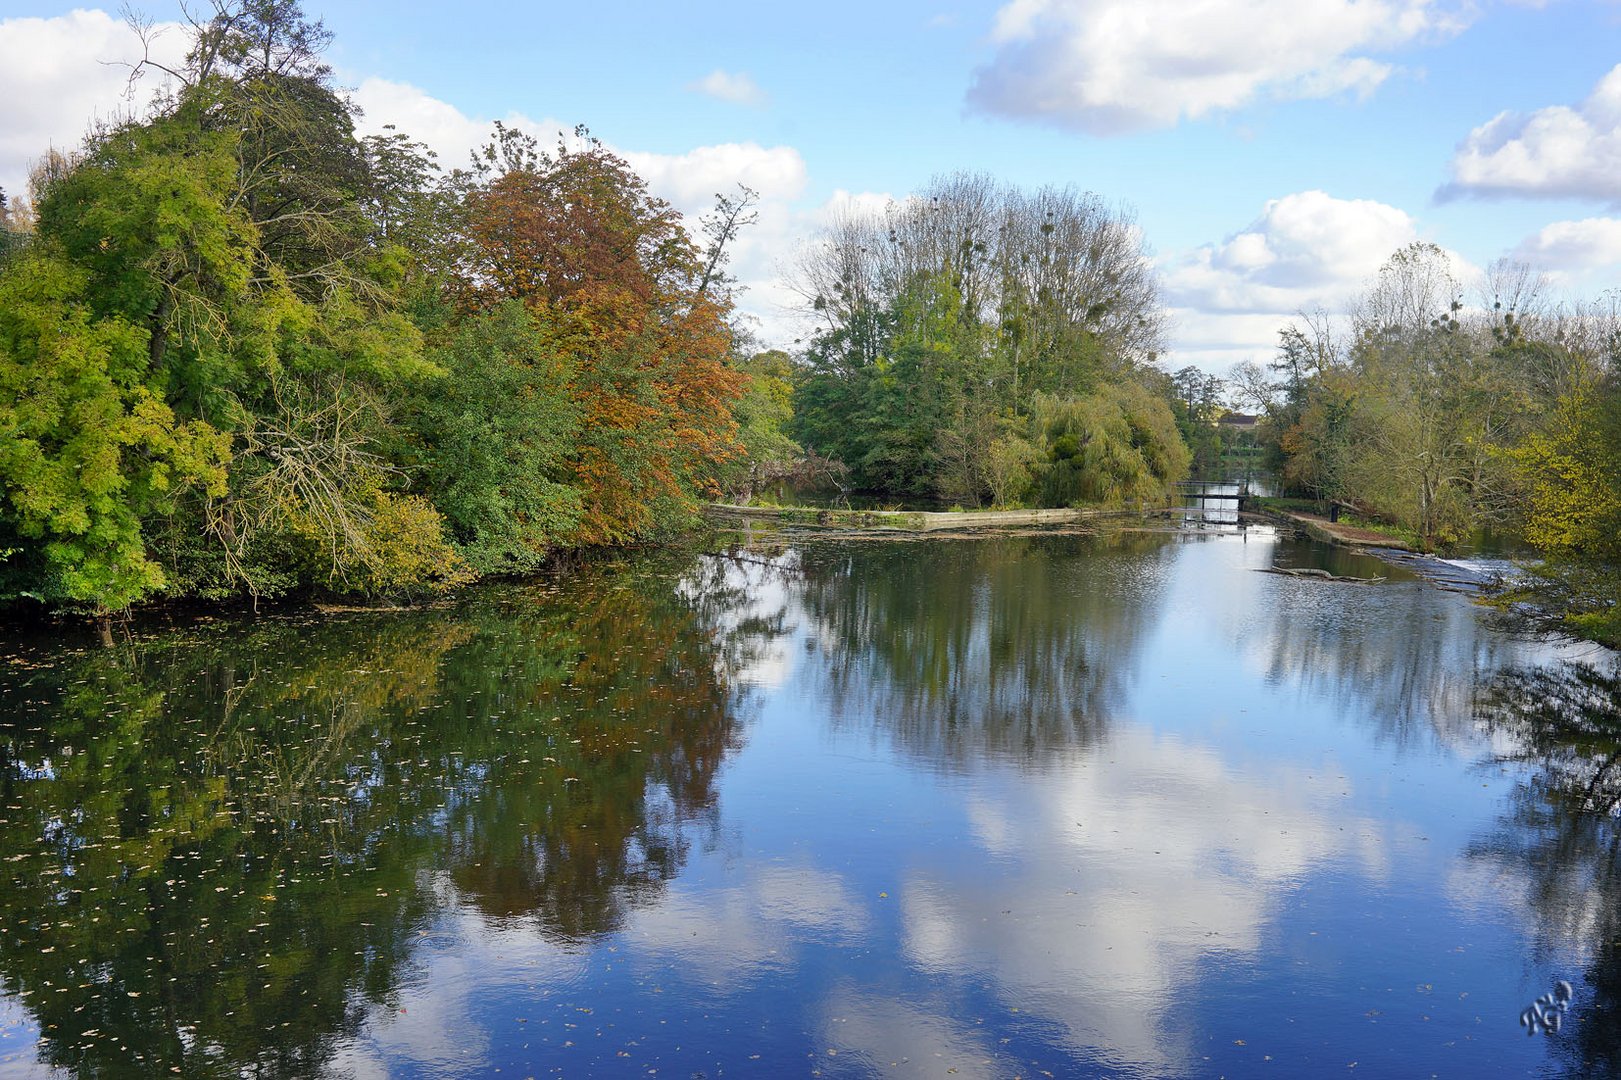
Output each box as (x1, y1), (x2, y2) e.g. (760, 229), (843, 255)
(1, 526), (1617, 1078)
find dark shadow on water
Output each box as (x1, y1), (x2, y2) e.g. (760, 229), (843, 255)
(1472, 661), (1621, 1078)
(0, 554), (776, 1076)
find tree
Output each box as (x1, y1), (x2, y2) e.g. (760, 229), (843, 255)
(412, 302), (582, 574)
(1244, 245), (1534, 546)
(454, 126), (745, 543)
(0, 186), (29, 264)
(1342, 245), (1526, 546)
(696, 183), (758, 299)
(1506, 382), (1621, 644)
(0, 0), (794, 617)
(795, 173), (1164, 407)
(0, 250), (229, 613)
(1167, 365), (1228, 477)
(984, 433), (1042, 508)
(719, 350), (826, 503)
(2, 0), (461, 611)
(1029, 383), (1189, 507)
(790, 173), (1169, 501)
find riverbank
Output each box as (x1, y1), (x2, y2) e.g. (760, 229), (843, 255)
(1264, 508), (1413, 551)
(703, 503), (1138, 532)
(1256, 507), (1524, 598)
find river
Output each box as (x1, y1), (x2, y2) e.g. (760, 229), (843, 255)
(0, 522), (1617, 1077)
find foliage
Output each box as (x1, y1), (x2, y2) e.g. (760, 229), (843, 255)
(412, 302), (582, 575)
(1504, 384), (1621, 643)
(733, 351), (799, 465)
(984, 433), (1043, 508)
(1027, 384), (1190, 507)
(789, 174), (1176, 505)
(454, 125), (746, 544)
(718, 349), (848, 504)
(1511, 387), (1621, 563)
(0, 185), (30, 264)
(1164, 365), (1234, 477)
(1234, 243), (1621, 641)
(0, 250), (230, 610)
(1238, 245), (1604, 552)
(0, 0), (758, 617)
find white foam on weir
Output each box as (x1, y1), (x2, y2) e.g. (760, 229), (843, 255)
(1439, 556), (1514, 578)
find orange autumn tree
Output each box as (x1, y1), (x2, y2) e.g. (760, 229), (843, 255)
(455, 125), (745, 544)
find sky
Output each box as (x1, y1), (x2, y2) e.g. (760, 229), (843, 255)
(3, 0), (1621, 373)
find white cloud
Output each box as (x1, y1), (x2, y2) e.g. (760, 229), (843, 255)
(967, 0), (1468, 133)
(687, 69), (767, 107)
(1168, 190), (1420, 313)
(1441, 64), (1621, 203)
(622, 864), (869, 984)
(897, 726), (1394, 1074)
(1161, 190), (1494, 371)
(816, 188), (897, 223)
(0, 9), (188, 199)
(352, 76), (574, 174)
(818, 989), (1011, 1078)
(352, 77), (808, 215)
(0, 990), (42, 1073)
(623, 143), (807, 215)
(330, 881), (588, 1077)
(1161, 190), (1422, 369)
(1511, 217), (1621, 273)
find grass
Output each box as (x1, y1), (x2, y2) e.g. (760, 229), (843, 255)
(1250, 497), (1427, 549)
(1251, 496), (1322, 515)
(1337, 513), (1422, 549)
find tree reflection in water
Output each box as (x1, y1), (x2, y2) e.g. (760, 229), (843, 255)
(1238, 546), (1531, 748)
(794, 533), (1175, 767)
(0, 553), (769, 1076)
(1473, 660), (1621, 1078)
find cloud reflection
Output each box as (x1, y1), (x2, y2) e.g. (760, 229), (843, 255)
(622, 865), (870, 984)
(898, 727), (1390, 1073)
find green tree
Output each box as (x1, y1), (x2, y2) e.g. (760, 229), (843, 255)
(1167, 365), (1228, 477)
(0, 185), (28, 263)
(2, 0), (463, 610)
(1506, 382), (1621, 644)
(790, 174), (1170, 502)
(1028, 383), (1190, 508)
(719, 349), (812, 502)
(0, 250), (229, 614)
(412, 302), (582, 574)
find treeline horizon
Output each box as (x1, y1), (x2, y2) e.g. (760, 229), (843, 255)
(0, 0), (1206, 623)
(3, 0), (1618, 649)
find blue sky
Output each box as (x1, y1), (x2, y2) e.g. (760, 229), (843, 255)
(4, 0), (1621, 370)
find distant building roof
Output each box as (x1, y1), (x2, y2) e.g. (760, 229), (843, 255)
(1218, 413), (1259, 427)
